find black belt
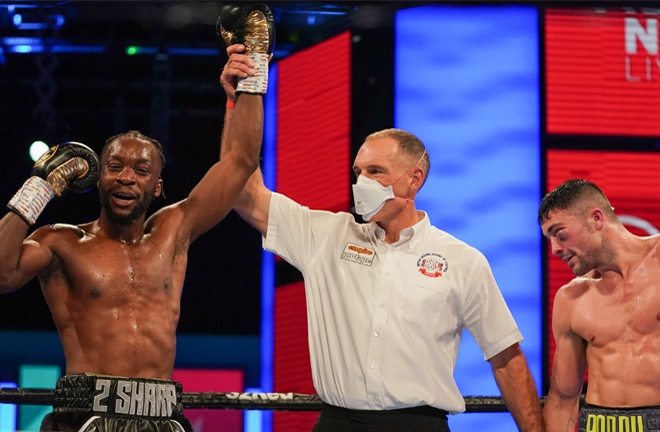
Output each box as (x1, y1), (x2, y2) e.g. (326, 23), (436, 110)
(53, 374), (184, 419)
(321, 402), (448, 419)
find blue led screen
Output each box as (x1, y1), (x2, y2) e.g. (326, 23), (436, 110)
(396, 5), (541, 430)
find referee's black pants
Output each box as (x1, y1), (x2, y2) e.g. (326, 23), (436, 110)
(312, 403), (450, 432)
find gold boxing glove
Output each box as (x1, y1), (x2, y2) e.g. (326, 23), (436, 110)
(216, 3), (275, 95)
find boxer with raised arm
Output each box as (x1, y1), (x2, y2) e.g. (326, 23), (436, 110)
(0, 4), (273, 431)
(540, 179), (660, 432)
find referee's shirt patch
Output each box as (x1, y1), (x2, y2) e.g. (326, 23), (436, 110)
(340, 243), (376, 266)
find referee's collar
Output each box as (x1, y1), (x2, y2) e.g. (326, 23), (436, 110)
(371, 211), (430, 248)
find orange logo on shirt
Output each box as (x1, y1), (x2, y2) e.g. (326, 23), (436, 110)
(347, 245), (374, 255)
(341, 243), (376, 266)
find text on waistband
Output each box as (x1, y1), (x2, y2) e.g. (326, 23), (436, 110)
(92, 378), (177, 417)
(586, 413), (644, 432)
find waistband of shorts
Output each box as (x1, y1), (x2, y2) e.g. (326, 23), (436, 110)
(579, 404), (660, 431)
(321, 402), (448, 419)
(52, 374), (183, 419)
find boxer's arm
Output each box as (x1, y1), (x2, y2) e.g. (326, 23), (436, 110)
(490, 343), (545, 432)
(183, 93), (263, 243)
(543, 289), (586, 432)
(219, 43), (271, 237)
(181, 5), (274, 242)
(218, 43), (252, 160)
(0, 219), (54, 293)
(0, 142), (97, 292)
(220, 102), (271, 237)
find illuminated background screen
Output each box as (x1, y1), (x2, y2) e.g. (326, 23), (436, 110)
(395, 5), (541, 431)
(545, 8), (660, 137)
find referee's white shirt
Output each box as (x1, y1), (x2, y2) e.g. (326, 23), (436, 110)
(264, 192), (523, 413)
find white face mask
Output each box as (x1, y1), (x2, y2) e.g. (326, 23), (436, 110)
(352, 176), (395, 221)
(352, 149), (427, 222)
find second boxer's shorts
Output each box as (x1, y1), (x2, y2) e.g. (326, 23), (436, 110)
(579, 404), (660, 432)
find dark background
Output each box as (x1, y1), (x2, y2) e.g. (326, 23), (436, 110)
(0, 1), (404, 335)
(3, 0), (650, 337)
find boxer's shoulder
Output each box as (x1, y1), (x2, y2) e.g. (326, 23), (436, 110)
(557, 275), (596, 303)
(144, 201), (186, 234)
(28, 222), (86, 243)
(645, 234), (660, 255)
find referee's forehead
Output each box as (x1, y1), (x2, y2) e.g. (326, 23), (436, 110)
(357, 137), (399, 158)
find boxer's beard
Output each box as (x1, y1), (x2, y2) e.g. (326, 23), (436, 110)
(99, 187), (156, 226)
(571, 255), (592, 276)
(571, 239), (614, 276)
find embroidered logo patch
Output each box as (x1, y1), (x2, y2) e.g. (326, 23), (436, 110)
(340, 243), (376, 267)
(416, 253), (448, 278)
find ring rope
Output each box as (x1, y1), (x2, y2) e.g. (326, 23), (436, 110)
(0, 388), (546, 412)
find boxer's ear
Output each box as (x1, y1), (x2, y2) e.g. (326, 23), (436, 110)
(589, 208), (605, 228)
(155, 177), (165, 199)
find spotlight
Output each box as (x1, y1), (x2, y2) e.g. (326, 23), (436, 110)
(29, 140), (49, 162)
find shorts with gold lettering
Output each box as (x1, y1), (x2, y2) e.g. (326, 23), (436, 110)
(40, 374), (194, 432)
(579, 404), (660, 432)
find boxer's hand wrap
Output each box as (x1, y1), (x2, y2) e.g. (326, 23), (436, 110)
(7, 176), (56, 225)
(216, 3), (275, 95)
(7, 142), (100, 225)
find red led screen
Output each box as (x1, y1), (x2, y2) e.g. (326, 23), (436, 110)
(276, 32), (351, 212)
(273, 281), (319, 430)
(273, 32), (352, 432)
(545, 8), (660, 137)
(545, 149), (660, 382)
(172, 368), (244, 432)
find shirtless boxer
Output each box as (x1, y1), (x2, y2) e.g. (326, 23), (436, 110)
(539, 178), (660, 432)
(0, 4), (273, 431)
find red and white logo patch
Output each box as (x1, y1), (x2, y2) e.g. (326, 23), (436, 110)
(416, 253), (448, 278)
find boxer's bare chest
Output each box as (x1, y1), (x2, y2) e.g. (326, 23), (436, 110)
(573, 261), (660, 348)
(49, 234), (178, 302)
